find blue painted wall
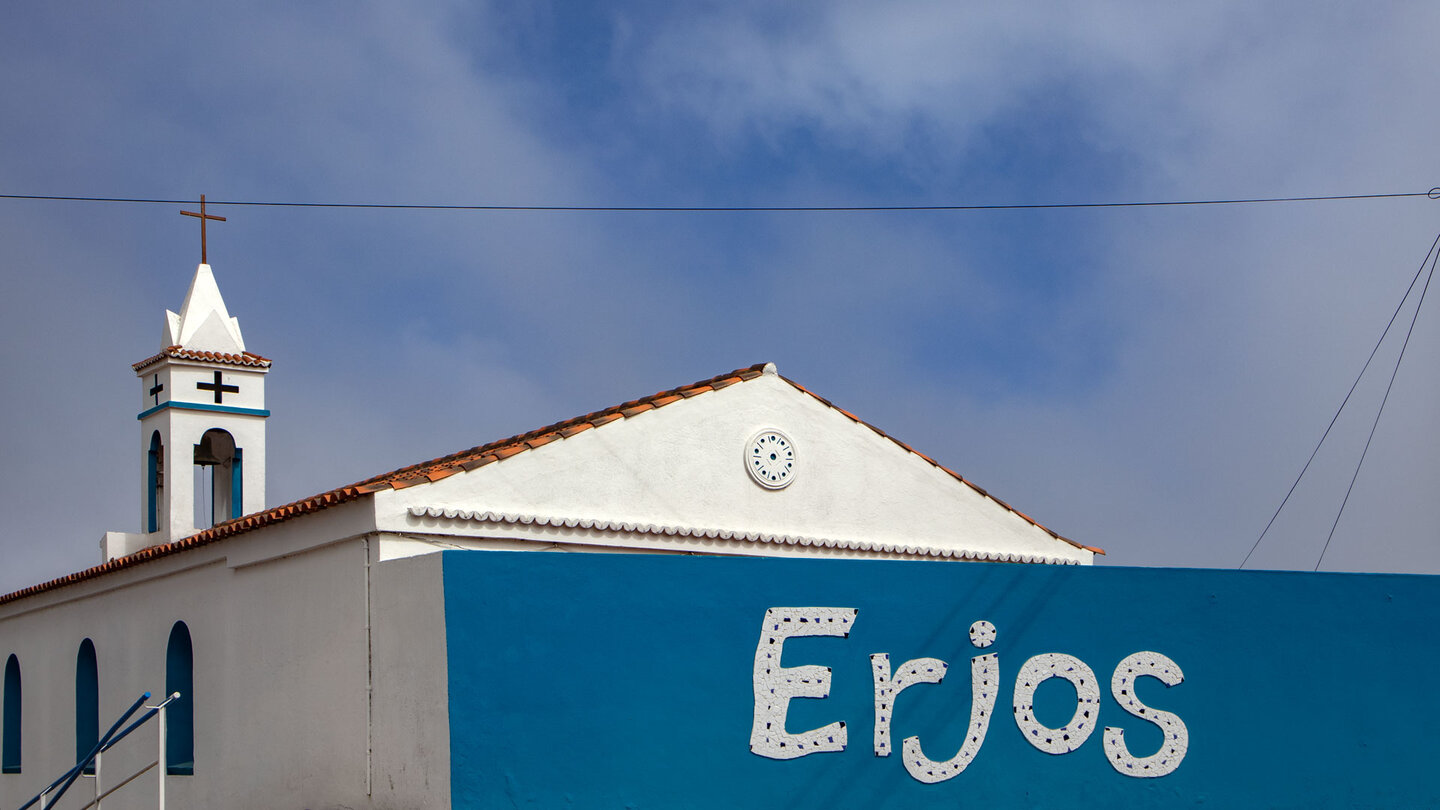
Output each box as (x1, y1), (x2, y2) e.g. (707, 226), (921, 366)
(443, 552), (1440, 808)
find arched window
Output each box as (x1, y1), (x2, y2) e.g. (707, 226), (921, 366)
(193, 429), (239, 529)
(165, 622), (194, 775)
(147, 432), (164, 534)
(3, 654), (20, 774)
(76, 640), (98, 773)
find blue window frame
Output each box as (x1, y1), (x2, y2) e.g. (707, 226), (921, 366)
(165, 622), (194, 775)
(3, 654), (20, 774)
(230, 447), (243, 520)
(76, 640), (98, 774)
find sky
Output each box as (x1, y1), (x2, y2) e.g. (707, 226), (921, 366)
(1, 2), (1437, 594)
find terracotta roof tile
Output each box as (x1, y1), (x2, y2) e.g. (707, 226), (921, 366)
(132, 346), (272, 373)
(459, 455), (498, 471)
(771, 372), (1094, 553)
(0, 361), (1096, 607)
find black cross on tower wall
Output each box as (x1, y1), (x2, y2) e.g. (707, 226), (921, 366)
(197, 371), (239, 403)
(149, 374), (164, 405)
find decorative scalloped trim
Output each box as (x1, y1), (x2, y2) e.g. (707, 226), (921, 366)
(405, 506), (1082, 565)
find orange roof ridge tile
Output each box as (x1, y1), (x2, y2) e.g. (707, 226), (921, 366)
(0, 361), (1096, 607)
(132, 346), (272, 372)
(772, 371), (1098, 555)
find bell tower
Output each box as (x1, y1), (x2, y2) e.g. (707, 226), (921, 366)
(103, 263), (270, 560)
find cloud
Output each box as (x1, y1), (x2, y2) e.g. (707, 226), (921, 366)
(0, 1), (1437, 595)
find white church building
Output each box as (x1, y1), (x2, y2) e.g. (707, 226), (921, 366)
(0, 262), (1097, 809)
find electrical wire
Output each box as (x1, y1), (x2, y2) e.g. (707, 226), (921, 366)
(1313, 233), (1439, 571)
(0, 190), (1435, 212)
(1239, 229), (1440, 570)
(7, 185), (1439, 569)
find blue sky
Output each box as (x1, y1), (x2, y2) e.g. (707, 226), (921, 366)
(1, 2), (1437, 592)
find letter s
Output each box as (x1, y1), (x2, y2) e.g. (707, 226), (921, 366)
(1103, 652), (1188, 777)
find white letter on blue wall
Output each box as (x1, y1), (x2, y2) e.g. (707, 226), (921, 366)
(873, 620), (1000, 783)
(1103, 652), (1189, 777)
(1012, 653), (1101, 755)
(870, 654), (947, 758)
(750, 607), (857, 760)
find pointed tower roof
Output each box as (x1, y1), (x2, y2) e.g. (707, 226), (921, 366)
(163, 264), (246, 353)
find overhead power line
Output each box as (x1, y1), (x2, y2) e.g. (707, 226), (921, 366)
(1239, 228), (1440, 570)
(1313, 232), (1438, 571)
(0, 189), (1436, 213)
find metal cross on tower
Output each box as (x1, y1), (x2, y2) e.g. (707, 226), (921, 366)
(180, 194), (227, 264)
(196, 371), (239, 404)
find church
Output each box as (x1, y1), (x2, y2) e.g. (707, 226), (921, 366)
(4, 247), (1440, 809)
(0, 256), (1111, 810)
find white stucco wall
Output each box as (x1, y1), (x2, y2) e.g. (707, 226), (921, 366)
(376, 372), (1089, 564)
(0, 503), (450, 810)
(136, 363), (267, 415)
(368, 547), (450, 807)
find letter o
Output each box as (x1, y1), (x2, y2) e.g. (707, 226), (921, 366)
(1012, 653), (1100, 755)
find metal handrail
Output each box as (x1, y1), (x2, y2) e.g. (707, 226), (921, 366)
(16, 691), (179, 810)
(77, 760), (157, 810)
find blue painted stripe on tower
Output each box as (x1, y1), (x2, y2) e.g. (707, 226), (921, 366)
(136, 402), (271, 420)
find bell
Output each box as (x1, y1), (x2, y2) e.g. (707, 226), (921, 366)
(193, 429), (236, 467)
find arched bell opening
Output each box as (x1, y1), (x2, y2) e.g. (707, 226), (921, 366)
(147, 431), (164, 534)
(193, 428), (241, 529)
